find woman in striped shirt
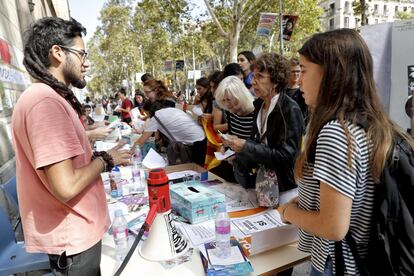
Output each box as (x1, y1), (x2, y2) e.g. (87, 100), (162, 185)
(279, 29), (414, 275)
(215, 76), (255, 140)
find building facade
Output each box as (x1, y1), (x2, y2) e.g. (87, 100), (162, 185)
(319, 0), (414, 30)
(0, 0), (69, 181)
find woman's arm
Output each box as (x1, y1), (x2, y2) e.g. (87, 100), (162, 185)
(133, 131), (153, 147)
(212, 107), (228, 132)
(280, 182), (352, 241)
(238, 106), (304, 168)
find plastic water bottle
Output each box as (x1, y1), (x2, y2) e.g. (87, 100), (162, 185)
(132, 148), (145, 192)
(215, 203), (231, 258)
(112, 209), (129, 261)
(110, 166), (122, 197)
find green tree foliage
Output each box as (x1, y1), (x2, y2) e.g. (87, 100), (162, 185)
(352, 0), (368, 26)
(396, 10), (414, 20)
(86, 0), (322, 94)
(87, 1), (140, 95)
(204, 0), (322, 62)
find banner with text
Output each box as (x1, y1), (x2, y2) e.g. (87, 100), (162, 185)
(256, 13), (277, 37)
(163, 60), (173, 73)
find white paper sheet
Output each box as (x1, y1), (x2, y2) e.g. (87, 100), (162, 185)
(167, 170), (199, 180)
(176, 220), (216, 246)
(214, 149), (235, 161)
(207, 246), (245, 266)
(95, 141), (130, 151)
(107, 119), (121, 129)
(130, 107), (141, 120)
(142, 148), (167, 169)
(231, 209), (286, 236)
(192, 106), (203, 116)
(209, 184), (258, 212)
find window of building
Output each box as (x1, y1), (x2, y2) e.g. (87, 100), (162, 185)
(344, 17), (349, 28)
(384, 5), (388, 14)
(403, 6), (407, 12)
(344, 1), (350, 12)
(329, 18), (335, 30)
(329, 3), (335, 15)
(374, 4), (378, 13)
(395, 5), (399, 12)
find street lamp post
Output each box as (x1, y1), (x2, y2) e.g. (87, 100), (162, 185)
(279, 0), (284, 56)
(139, 45), (144, 73)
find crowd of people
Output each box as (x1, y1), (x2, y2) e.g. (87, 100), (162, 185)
(9, 16), (414, 276)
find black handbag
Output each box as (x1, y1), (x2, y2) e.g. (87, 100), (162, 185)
(154, 115), (192, 165)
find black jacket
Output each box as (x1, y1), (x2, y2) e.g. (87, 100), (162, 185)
(234, 92), (305, 192)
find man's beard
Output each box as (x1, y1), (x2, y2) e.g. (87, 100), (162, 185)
(63, 57), (87, 89)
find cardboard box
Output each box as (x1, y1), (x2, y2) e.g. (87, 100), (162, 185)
(164, 163), (208, 183)
(170, 183), (225, 224)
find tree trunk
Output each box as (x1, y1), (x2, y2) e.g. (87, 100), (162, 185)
(228, 21), (241, 63)
(360, 0), (367, 26)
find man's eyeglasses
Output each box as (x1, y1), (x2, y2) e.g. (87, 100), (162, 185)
(58, 45), (88, 63)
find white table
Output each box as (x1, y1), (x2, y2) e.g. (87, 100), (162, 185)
(100, 164), (310, 275)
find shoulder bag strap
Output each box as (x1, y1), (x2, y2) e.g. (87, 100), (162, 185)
(153, 115), (176, 142)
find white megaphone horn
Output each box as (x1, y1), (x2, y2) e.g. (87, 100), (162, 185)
(139, 168), (189, 261)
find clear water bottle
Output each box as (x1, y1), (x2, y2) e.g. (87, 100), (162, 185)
(110, 166), (122, 197)
(132, 148), (145, 192)
(112, 209), (129, 261)
(215, 203), (231, 258)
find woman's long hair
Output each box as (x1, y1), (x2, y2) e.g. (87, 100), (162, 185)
(23, 17), (86, 116)
(295, 29), (414, 183)
(143, 79), (174, 101)
(195, 77), (213, 113)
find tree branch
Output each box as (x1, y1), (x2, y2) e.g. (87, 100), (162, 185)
(240, 0), (270, 31)
(203, 0), (229, 37)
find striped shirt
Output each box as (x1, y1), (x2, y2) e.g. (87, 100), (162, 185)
(226, 111), (255, 139)
(297, 121), (375, 275)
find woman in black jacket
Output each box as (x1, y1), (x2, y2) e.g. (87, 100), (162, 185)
(226, 53), (304, 205)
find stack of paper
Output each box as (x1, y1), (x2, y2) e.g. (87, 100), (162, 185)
(198, 240), (254, 275)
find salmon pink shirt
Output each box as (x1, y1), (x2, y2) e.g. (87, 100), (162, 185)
(11, 83), (110, 255)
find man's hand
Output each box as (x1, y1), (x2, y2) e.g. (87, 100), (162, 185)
(107, 140), (132, 166)
(87, 126), (112, 141)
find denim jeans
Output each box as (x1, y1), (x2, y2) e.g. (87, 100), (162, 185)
(309, 256), (334, 276)
(48, 240), (102, 276)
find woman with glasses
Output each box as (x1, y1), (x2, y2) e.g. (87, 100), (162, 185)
(226, 53), (304, 204)
(143, 79), (176, 107)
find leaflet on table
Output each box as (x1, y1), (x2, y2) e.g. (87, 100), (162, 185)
(201, 241), (246, 266)
(107, 200), (149, 224)
(107, 119), (121, 129)
(214, 149), (235, 161)
(209, 183), (258, 212)
(167, 170), (200, 181)
(176, 220), (216, 246)
(198, 240), (254, 275)
(95, 141), (130, 151)
(142, 148), (167, 169)
(176, 209), (283, 246)
(231, 209), (286, 236)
